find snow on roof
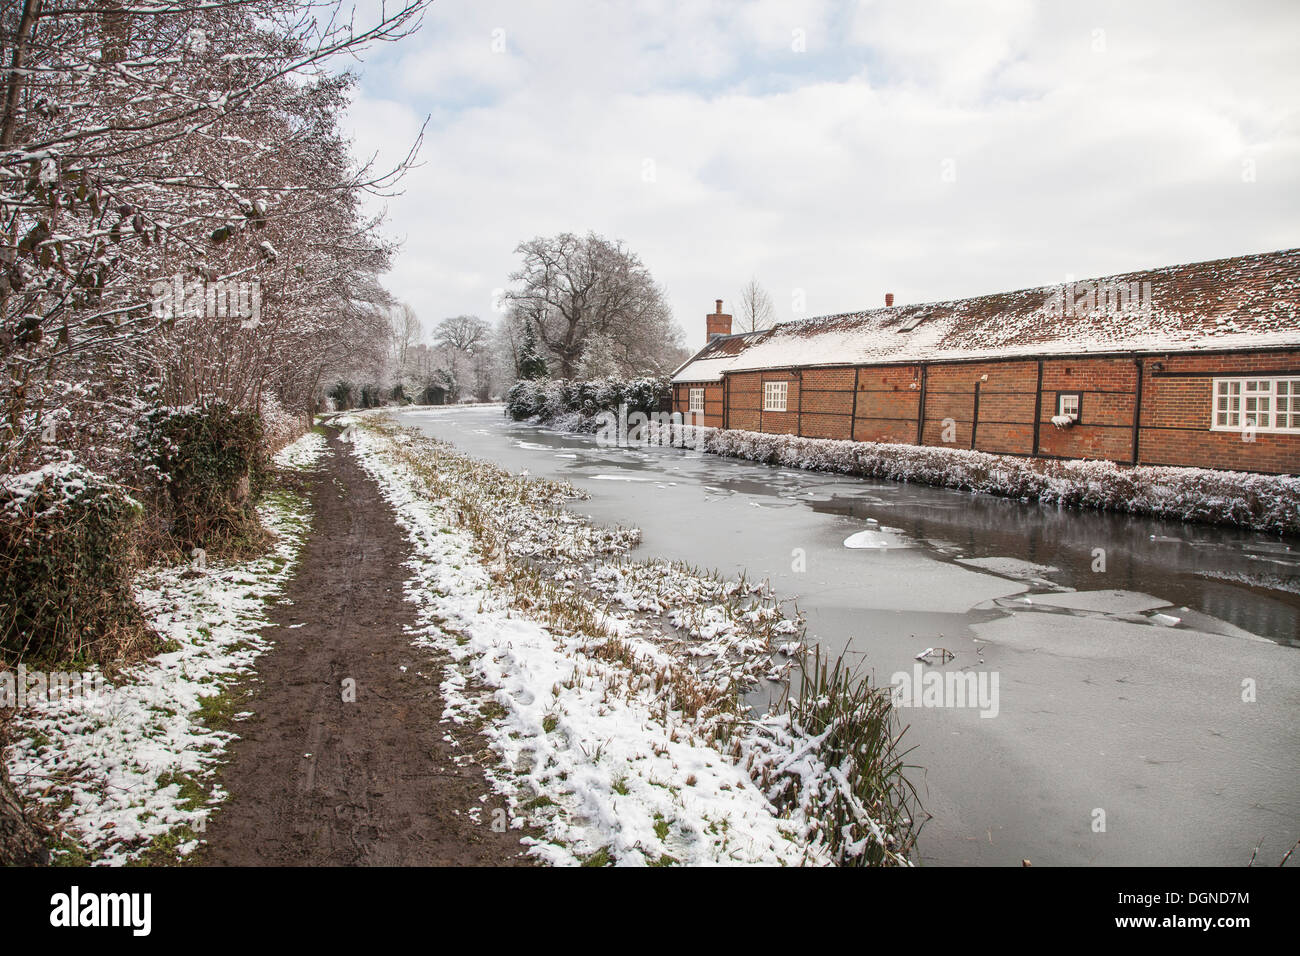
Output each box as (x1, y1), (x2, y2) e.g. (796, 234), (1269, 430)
(672, 248), (1300, 383)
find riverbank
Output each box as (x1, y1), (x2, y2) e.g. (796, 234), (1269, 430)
(341, 412), (920, 865)
(398, 403), (1300, 866)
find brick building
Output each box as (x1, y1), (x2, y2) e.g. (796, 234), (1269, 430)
(671, 249), (1300, 474)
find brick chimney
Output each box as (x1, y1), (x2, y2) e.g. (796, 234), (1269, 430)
(707, 299), (732, 340)
(885, 292), (895, 307)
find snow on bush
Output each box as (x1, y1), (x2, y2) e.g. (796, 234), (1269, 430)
(643, 423), (1300, 535)
(506, 377), (669, 429)
(5, 380), (152, 483)
(4, 431), (330, 864)
(259, 392), (307, 455)
(133, 401), (267, 548)
(0, 463), (147, 664)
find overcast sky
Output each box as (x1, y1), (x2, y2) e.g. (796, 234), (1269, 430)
(343, 0), (1300, 350)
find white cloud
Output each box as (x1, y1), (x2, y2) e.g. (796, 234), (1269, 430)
(344, 0), (1300, 350)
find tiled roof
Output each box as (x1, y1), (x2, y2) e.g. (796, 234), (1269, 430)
(672, 248), (1300, 383)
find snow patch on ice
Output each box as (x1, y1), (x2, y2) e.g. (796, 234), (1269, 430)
(1012, 589), (1173, 615)
(957, 556), (1060, 582)
(844, 528), (912, 550)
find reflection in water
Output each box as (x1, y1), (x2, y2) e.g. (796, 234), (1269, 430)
(808, 490), (1300, 645)
(419, 409), (1300, 645)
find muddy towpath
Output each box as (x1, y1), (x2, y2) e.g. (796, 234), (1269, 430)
(199, 429), (529, 866)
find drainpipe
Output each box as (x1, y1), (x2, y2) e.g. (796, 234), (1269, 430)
(915, 364), (928, 445)
(794, 369), (803, 437)
(851, 367), (861, 441)
(1032, 359), (1044, 455)
(1131, 358), (1144, 465)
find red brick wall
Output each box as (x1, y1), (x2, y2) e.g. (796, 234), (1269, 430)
(922, 360), (1037, 454)
(1036, 357), (1138, 462)
(671, 350), (1300, 474)
(854, 366), (921, 443)
(800, 367), (854, 440)
(1136, 351), (1300, 473)
(671, 382), (724, 428)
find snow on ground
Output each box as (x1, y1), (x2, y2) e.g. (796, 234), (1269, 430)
(273, 428), (329, 469)
(344, 416), (828, 866)
(5, 430), (328, 864)
(1196, 568), (1300, 596)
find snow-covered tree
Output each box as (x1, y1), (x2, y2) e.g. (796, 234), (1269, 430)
(515, 318), (549, 381)
(578, 333), (621, 379)
(431, 314), (491, 402)
(0, 0), (430, 473)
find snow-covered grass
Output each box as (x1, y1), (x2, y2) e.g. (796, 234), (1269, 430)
(740, 647), (921, 866)
(640, 422), (1300, 535)
(275, 426), (328, 469)
(4, 430), (329, 865)
(344, 414), (918, 865)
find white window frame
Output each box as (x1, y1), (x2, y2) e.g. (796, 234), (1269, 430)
(688, 387), (704, 414)
(1210, 376), (1300, 433)
(763, 380), (788, 412)
(1056, 392), (1081, 421)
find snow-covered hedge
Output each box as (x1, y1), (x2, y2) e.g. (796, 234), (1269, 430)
(0, 464), (146, 663)
(133, 401), (267, 549)
(506, 377), (669, 429)
(258, 392), (306, 455)
(649, 423), (1300, 535)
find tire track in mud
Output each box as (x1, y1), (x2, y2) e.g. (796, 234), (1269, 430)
(200, 430), (529, 866)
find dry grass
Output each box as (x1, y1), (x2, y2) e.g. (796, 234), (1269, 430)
(742, 647), (924, 866)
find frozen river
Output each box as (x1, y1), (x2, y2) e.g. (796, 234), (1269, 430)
(394, 404), (1300, 866)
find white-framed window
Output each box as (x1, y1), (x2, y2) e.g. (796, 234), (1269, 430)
(1211, 377), (1300, 432)
(763, 380), (788, 412)
(1056, 392), (1081, 421)
(688, 387), (704, 414)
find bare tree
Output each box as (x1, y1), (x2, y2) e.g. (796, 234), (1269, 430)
(433, 314), (490, 400)
(504, 232), (685, 378)
(391, 302), (423, 379)
(434, 314), (490, 354)
(736, 277), (776, 333)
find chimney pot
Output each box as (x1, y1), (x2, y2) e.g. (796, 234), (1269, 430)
(885, 292), (895, 307)
(715, 299), (723, 314)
